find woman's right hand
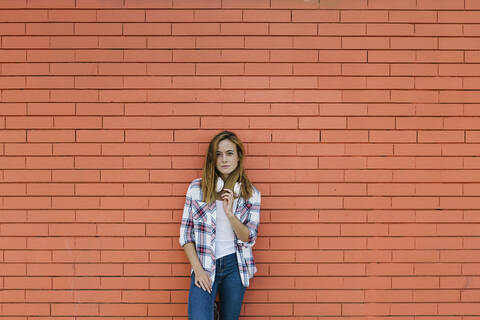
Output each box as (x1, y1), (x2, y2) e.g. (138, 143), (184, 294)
(194, 267), (212, 293)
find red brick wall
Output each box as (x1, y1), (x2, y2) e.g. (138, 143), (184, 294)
(1, 0), (480, 318)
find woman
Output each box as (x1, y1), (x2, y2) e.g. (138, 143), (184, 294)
(179, 131), (261, 320)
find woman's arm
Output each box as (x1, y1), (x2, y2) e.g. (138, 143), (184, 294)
(222, 188), (249, 242)
(226, 212), (249, 242)
(183, 242), (212, 293)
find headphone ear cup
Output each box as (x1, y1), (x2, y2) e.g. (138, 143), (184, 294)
(215, 177), (224, 193)
(234, 182), (241, 197)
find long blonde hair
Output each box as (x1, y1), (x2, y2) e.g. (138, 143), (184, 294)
(201, 131), (253, 203)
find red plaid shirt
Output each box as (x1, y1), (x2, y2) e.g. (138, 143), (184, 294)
(179, 178), (261, 287)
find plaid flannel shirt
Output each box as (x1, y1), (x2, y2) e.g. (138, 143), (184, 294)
(179, 178), (261, 287)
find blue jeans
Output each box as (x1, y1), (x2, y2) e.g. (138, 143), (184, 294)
(188, 253), (246, 320)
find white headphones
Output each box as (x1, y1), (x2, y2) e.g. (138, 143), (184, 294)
(215, 176), (241, 197)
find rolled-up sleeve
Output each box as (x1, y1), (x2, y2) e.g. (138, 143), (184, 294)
(179, 183), (194, 247)
(238, 190), (261, 248)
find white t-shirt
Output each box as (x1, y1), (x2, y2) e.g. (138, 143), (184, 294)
(215, 200), (236, 259)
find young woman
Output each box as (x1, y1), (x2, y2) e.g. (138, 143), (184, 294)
(179, 131), (261, 320)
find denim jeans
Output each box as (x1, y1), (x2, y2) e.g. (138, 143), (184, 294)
(188, 253), (246, 320)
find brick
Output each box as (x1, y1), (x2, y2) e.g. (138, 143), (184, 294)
(25, 157), (71, 171)
(221, 23), (268, 35)
(244, 9), (290, 22)
(341, 10), (387, 22)
(172, 76), (220, 88)
(173, 49), (220, 62)
(0, 9), (48, 22)
(364, 289), (411, 302)
(3, 303), (50, 316)
(99, 36), (147, 49)
(390, 303), (438, 316)
(467, 0), (480, 8)
(220, 76), (268, 89)
(319, 23), (366, 35)
(48, 9), (96, 21)
(292, 10), (336, 23)
(196, 36), (244, 48)
(245, 63), (292, 75)
(222, 0), (268, 7)
(368, 50), (415, 63)
(342, 63), (389, 76)
(2, 36), (50, 48)
(2, 63), (49, 75)
(417, 0), (465, 9)
(75, 22), (122, 35)
(369, 0), (416, 8)
(342, 37), (389, 49)
(28, 263), (74, 276)
(0, 0), (26, 7)
(368, 23), (414, 35)
(27, 22), (73, 35)
(439, 303), (480, 315)
(294, 36), (341, 49)
(51, 303), (99, 316)
(52, 116), (102, 129)
(0, 130), (27, 142)
(270, 76), (317, 89)
(270, 23), (317, 35)
(4, 276), (50, 289)
(416, 24), (463, 36)
(219, 49), (268, 62)
(26, 49), (73, 62)
(146, 10), (191, 22)
(319, 0), (367, 8)
(26, 76), (74, 88)
(417, 50), (464, 63)
(390, 10), (437, 22)
(0, 49), (26, 62)
(148, 62), (195, 75)
(50, 36), (99, 48)
(98, 9), (145, 22)
(148, 36), (195, 48)
(245, 36), (293, 49)
(124, 23), (171, 35)
(27, 130), (75, 143)
(192, 10), (239, 22)
(172, 0), (219, 7)
(293, 303), (341, 316)
(0, 76), (25, 88)
(125, 130), (172, 142)
(75, 76), (123, 89)
(125, 49), (171, 62)
(392, 64), (438, 76)
(124, 0), (171, 8)
(0, 23), (25, 35)
(345, 250), (391, 263)
(343, 90), (389, 103)
(319, 50), (366, 62)
(5, 143), (52, 156)
(440, 37), (480, 50)
(271, 0), (319, 8)
(391, 37), (438, 49)
(272, 130), (319, 142)
(50, 62), (97, 75)
(367, 77), (414, 89)
(76, 0), (123, 8)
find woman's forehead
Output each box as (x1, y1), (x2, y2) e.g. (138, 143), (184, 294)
(217, 139), (236, 151)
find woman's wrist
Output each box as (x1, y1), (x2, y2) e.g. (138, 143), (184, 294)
(193, 265), (204, 273)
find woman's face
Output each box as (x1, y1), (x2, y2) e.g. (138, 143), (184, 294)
(216, 139), (239, 179)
